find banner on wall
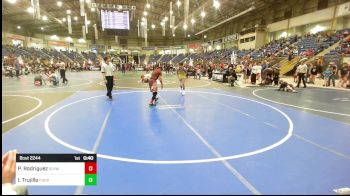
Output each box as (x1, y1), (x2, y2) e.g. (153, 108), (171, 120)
(75, 43), (87, 48)
(48, 41), (67, 47)
(157, 46), (170, 50)
(187, 43), (200, 49)
(172, 46), (185, 49)
(89, 44), (105, 50)
(27, 37), (44, 44)
(6, 33), (25, 40)
(142, 47), (156, 50)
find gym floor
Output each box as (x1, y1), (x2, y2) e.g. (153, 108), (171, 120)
(2, 71), (350, 194)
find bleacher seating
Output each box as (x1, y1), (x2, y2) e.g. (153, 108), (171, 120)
(148, 54), (162, 64)
(171, 54), (187, 64)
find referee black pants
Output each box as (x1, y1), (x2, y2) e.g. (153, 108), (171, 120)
(105, 76), (114, 97)
(60, 69), (68, 83)
(297, 73), (306, 88)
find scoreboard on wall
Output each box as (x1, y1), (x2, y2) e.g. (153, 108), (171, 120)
(101, 10), (130, 30)
(16, 154), (97, 186)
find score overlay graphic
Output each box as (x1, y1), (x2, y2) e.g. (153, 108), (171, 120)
(15, 154), (97, 186)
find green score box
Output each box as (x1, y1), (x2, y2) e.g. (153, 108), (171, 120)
(85, 174), (97, 186)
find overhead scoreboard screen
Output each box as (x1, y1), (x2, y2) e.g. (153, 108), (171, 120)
(101, 10), (130, 30)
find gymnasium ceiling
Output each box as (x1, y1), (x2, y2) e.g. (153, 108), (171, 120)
(2, 0), (308, 40)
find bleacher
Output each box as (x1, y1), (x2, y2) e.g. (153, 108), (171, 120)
(81, 52), (97, 62)
(139, 55), (146, 64)
(171, 53), (187, 64)
(62, 50), (86, 62)
(2, 45), (29, 59)
(159, 54), (176, 63)
(148, 54), (162, 64)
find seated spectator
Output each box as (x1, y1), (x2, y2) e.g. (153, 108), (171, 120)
(47, 71), (59, 86)
(227, 68), (238, 86)
(34, 73), (46, 86)
(337, 63), (349, 88)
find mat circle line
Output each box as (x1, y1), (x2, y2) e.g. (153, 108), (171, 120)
(45, 90), (293, 164)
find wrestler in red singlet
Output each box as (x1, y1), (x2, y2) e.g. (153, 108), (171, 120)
(149, 65), (163, 105)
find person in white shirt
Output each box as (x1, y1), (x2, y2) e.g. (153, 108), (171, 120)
(100, 56), (115, 100)
(296, 58), (308, 88)
(47, 70), (59, 86)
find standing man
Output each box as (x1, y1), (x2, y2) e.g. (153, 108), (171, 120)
(59, 61), (68, 84)
(296, 58), (308, 88)
(14, 56), (22, 78)
(177, 63), (187, 95)
(328, 62), (338, 87)
(101, 56), (115, 100)
(149, 64), (163, 106)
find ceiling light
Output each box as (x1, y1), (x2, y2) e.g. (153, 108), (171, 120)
(176, 0), (181, 7)
(164, 16), (168, 21)
(42, 15), (48, 21)
(140, 22), (145, 26)
(91, 7), (95, 12)
(87, 20), (91, 25)
(50, 35), (59, 40)
(146, 3), (151, 9)
(7, 0), (16, 4)
(204, 35), (207, 38)
(213, 0), (220, 9)
(78, 38), (86, 43)
(74, 16), (78, 21)
(67, 10), (71, 14)
(143, 11), (148, 16)
(62, 18), (66, 22)
(141, 17), (146, 21)
(17, 26), (21, 29)
(170, 25), (173, 28)
(188, 34), (191, 38)
(41, 27), (44, 30)
(201, 11), (206, 18)
(191, 18), (196, 24)
(173, 34), (175, 37)
(151, 24), (155, 29)
(183, 24), (188, 30)
(57, 1), (62, 7)
(27, 7), (34, 14)
(160, 21), (165, 26)
(65, 37), (73, 42)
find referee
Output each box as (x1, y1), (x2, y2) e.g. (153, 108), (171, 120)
(101, 56), (115, 100)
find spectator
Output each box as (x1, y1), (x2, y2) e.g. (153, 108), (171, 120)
(337, 63), (349, 88)
(309, 62), (318, 84)
(328, 62), (338, 87)
(227, 68), (238, 86)
(323, 66), (333, 86)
